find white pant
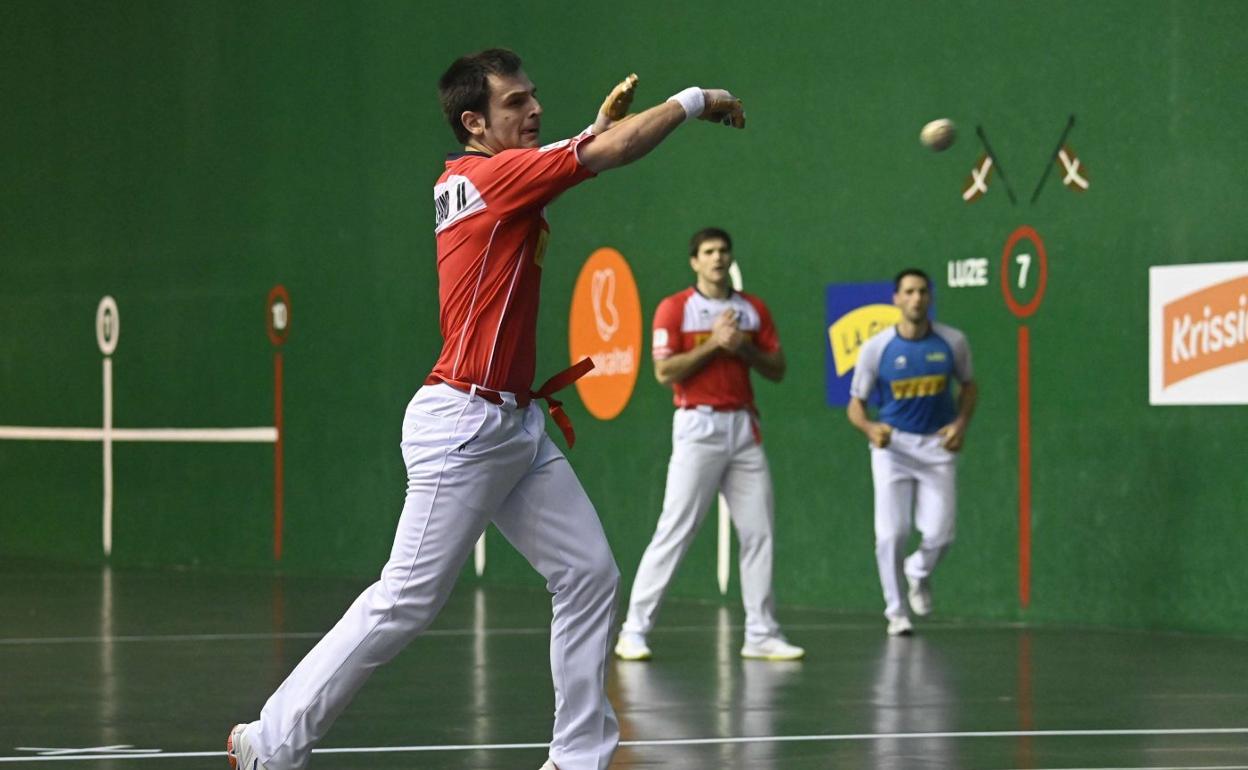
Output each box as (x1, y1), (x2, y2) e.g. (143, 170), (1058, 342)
(870, 429), (958, 619)
(622, 407), (780, 643)
(249, 384), (620, 770)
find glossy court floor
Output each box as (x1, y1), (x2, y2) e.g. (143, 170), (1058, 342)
(2, 562), (1246, 770)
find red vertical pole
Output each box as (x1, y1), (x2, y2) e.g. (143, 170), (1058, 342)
(274, 350), (284, 561)
(1018, 326), (1031, 608)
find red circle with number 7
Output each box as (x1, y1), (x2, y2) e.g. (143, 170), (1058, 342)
(1001, 226), (1048, 318)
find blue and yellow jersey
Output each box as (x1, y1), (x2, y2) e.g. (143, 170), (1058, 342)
(849, 322), (973, 435)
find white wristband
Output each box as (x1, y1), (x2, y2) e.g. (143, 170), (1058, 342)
(667, 87), (705, 121)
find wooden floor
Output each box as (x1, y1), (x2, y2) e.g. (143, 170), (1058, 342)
(1, 562), (1246, 769)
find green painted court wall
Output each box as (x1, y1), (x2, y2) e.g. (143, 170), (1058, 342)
(3, 1), (1246, 634)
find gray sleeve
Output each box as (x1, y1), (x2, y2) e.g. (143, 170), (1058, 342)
(849, 332), (888, 400)
(935, 322), (973, 382)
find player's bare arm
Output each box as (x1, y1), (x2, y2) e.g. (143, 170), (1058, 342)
(848, 397), (893, 449)
(733, 341), (785, 382)
(579, 101), (683, 172)
(580, 88), (744, 173)
(654, 339), (720, 385)
(654, 309), (737, 385)
(938, 380), (978, 451)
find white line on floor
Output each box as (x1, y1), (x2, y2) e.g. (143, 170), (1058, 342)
(0, 622), (890, 646)
(3, 728), (1247, 763)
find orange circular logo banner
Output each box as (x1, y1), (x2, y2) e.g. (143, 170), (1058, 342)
(569, 247), (641, 420)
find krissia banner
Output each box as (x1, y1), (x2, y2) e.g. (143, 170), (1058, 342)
(1149, 261), (1248, 405)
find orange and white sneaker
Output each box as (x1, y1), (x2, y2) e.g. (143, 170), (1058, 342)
(226, 723), (269, 770)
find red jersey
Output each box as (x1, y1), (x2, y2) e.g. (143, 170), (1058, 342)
(429, 134), (595, 394)
(651, 287), (780, 409)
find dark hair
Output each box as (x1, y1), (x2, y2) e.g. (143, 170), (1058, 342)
(893, 268), (931, 292)
(689, 227), (733, 256)
(438, 49), (523, 144)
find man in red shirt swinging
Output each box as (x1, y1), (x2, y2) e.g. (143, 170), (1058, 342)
(227, 49), (745, 770)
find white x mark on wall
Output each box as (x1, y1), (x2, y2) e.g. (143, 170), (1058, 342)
(963, 156), (993, 200)
(1059, 148), (1088, 189)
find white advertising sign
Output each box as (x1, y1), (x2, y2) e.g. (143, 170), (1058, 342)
(1149, 261), (1248, 404)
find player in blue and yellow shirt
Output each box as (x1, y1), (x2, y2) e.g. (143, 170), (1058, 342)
(848, 269), (978, 636)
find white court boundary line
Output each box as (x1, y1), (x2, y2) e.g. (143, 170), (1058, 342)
(7, 617), (1245, 647)
(4, 729), (1248, 763)
(0, 620), (910, 646)
(0, 628), (542, 645)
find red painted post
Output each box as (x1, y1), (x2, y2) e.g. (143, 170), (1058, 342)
(1018, 326), (1031, 608)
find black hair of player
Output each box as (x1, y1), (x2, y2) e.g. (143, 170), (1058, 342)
(689, 227), (733, 256)
(893, 268), (932, 292)
(439, 49), (524, 144)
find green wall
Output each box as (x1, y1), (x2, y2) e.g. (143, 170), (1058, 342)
(2, 1), (1246, 634)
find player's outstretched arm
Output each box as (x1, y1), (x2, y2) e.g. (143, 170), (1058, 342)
(579, 87), (745, 173)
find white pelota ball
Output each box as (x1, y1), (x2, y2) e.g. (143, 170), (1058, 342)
(920, 119), (956, 151)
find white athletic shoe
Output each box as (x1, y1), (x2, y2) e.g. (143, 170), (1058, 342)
(539, 760), (558, 770)
(614, 631), (652, 661)
(226, 724), (269, 770)
(886, 615), (914, 637)
(907, 575), (933, 617)
(740, 636), (805, 661)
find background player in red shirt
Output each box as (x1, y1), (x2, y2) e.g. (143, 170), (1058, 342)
(228, 50), (746, 770)
(615, 228), (805, 662)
